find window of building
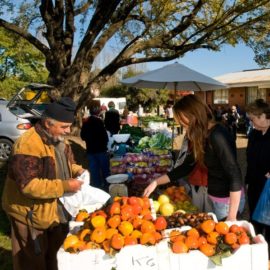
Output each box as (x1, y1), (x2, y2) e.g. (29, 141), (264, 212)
(247, 87), (266, 104)
(213, 89), (228, 104)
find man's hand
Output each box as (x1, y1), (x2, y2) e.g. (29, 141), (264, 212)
(66, 179), (83, 192)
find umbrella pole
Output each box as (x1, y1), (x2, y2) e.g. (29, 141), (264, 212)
(171, 84), (177, 150)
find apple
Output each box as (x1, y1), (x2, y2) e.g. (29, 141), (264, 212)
(159, 202), (174, 216)
(158, 194), (170, 205)
(152, 200), (160, 212)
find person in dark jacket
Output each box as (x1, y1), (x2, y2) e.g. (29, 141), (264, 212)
(104, 101), (120, 135)
(143, 94), (245, 221)
(80, 105), (110, 191)
(245, 99), (270, 246)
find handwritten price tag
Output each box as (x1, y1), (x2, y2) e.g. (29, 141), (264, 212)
(115, 245), (158, 270)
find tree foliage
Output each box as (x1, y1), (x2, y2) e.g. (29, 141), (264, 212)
(0, 0), (269, 110)
(0, 27), (48, 98)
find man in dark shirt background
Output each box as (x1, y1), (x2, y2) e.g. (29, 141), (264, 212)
(104, 101), (120, 135)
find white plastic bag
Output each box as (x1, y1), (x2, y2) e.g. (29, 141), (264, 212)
(60, 171), (110, 217)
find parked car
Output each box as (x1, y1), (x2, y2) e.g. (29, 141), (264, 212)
(0, 83), (54, 161)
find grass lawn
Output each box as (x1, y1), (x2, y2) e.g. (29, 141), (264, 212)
(0, 162), (12, 270)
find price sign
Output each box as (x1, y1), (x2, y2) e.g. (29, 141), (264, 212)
(116, 245), (159, 270)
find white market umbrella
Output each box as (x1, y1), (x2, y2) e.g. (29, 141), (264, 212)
(121, 62), (227, 94)
(121, 62), (227, 148)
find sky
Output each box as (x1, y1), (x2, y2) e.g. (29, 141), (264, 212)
(147, 43), (261, 78)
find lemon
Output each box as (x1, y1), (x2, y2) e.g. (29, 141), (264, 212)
(158, 194), (170, 205)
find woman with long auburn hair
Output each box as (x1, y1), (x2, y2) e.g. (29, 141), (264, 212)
(143, 94), (245, 221)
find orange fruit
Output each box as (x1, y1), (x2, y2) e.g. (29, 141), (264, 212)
(131, 229), (142, 239)
(63, 235), (80, 251)
(85, 241), (100, 250)
(120, 205), (134, 221)
(154, 216), (167, 231)
(173, 234), (186, 243)
(79, 228), (92, 242)
(187, 228), (200, 239)
(124, 235), (138, 246)
(215, 222), (229, 235)
(105, 228), (118, 240)
(142, 197), (151, 209)
(132, 204), (142, 215)
(111, 233), (125, 250)
(91, 215), (106, 228)
(109, 201), (121, 215)
(206, 231), (219, 245)
(200, 219), (215, 234)
(91, 210), (107, 219)
(198, 236), (207, 247)
(75, 210), (89, 222)
(229, 224), (241, 234)
(199, 243), (216, 257)
(224, 232), (237, 245)
(238, 233), (250, 245)
(169, 229), (181, 242)
(102, 239), (111, 253)
(132, 216), (143, 229)
(140, 232), (156, 245)
(153, 231), (162, 243)
(185, 236), (199, 249)
(118, 221), (134, 236)
(128, 196), (140, 205)
(141, 220), (156, 233)
(172, 241), (189, 254)
(107, 215), (121, 229)
(91, 226), (106, 244)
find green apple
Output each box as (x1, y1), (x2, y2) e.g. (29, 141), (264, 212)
(152, 200), (160, 212)
(159, 202), (174, 216)
(158, 194), (170, 205)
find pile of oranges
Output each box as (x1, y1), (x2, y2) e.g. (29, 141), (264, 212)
(63, 196), (167, 254)
(169, 220), (254, 257)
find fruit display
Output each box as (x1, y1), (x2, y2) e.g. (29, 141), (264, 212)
(167, 220), (256, 265)
(64, 196), (167, 254)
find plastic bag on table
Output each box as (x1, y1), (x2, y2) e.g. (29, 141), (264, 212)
(252, 178), (270, 225)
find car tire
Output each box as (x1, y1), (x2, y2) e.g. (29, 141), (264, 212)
(0, 138), (13, 162)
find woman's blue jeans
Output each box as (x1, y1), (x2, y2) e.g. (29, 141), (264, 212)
(87, 152), (110, 191)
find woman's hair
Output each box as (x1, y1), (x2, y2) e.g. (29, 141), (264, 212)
(245, 99), (270, 119)
(173, 94), (214, 165)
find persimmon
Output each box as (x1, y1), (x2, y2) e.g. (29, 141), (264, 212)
(85, 241), (101, 250)
(206, 231), (219, 245)
(131, 216), (143, 229)
(215, 222), (229, 235)
(75, 210), (89, 222)
(224, 232), (237, 245)
(107, 215), (121, 228)
(102, 239), (111, 253)
(142, 197), (151, 209)
(128, 196), (140, 205)
(200, 219), (216, 234)
(141, 220), (156, 233)
(111, 233), (125, 250)
(71, 240), (86, 252)
(238, 233), (250, 245)
(63, 235), (80, 251)
(172, 241), (189, 254)
(154, 216), (167, 231)
(124, 235), (138, 246)
(169, 229), (181, 242)
(198, 236), (207, 247)
(140, 232), (156, 245)
(187, 228), (200, 239)
(199, 243), (216, 257)
(229, 224), (241, 234)
(172, 234), (186, 243)
(120, 205), (134, 221)
(131, 229), (142, 239)
(91, 226), (106, 244)
(132, 204), (142, 215)
(91, 215), (106, 228)
(153, 231), (162, 243)
(91, 209), (107, 219)
(185, 235), (199, 249)
(105, 228), (118, 240)
(118, 221), (134, 236)
(79, 228), (92, 242)
(109, 201), (121, 215)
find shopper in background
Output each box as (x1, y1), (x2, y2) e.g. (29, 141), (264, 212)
(104, 101), (121, 135)
(80, 104), (110, 191)
(223, 105), (240, 141)
(245, 99), (270, 246)
(2, 97), (85, 270)
(143, 94), (245, 221)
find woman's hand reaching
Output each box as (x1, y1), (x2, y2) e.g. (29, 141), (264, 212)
(143, 180), (157, 197)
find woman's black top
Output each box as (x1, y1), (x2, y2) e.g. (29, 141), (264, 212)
(167, 124), (243, 198)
